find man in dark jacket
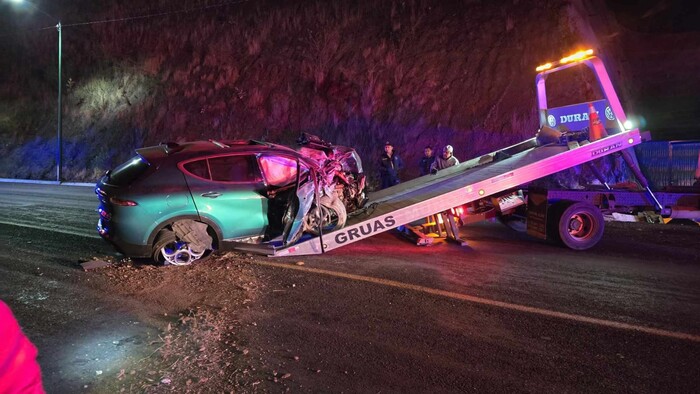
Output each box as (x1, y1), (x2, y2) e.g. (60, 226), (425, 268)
(379, 141), (403, 189)
(419, 146), (435, 176)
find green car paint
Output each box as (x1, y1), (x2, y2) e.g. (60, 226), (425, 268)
(187, 179), (269, 241)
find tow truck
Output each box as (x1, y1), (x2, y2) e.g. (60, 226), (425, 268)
(239, 49), (699, 257)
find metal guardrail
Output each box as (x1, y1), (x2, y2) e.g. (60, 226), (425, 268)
(635, 141), (700, 189)
(0, 178), (94, 187)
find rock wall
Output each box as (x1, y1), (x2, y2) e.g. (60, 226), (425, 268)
(2, 0), (663, 183)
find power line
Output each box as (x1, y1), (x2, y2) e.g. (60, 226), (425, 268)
(0, 0), (251, 39)
(63, 0), (252, 27)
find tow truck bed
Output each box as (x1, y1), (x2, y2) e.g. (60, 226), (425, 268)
(265, 130), (642, 256)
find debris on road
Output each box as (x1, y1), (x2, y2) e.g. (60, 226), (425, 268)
(85, 252), (264, 392)
(607, 212), (638, 222)
(80, 259), (111, 271)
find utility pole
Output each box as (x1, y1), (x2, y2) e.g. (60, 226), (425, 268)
(9, 0), (63, 182)
(56, 21), (62, 182)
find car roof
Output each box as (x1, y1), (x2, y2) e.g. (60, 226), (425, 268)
(136, 139), (306, 163)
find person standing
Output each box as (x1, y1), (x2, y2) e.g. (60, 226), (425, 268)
(430, 145), (459, 173)
(0, 301), (44, 394)
(379, 141), (403, 189)
(418, 146), (435, 176)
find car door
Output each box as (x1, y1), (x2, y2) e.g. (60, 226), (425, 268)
(258, 154), (314, 244)
(180, 154), (268, 240)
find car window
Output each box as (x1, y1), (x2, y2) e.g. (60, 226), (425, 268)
(108, 155), (150, 186)
(208, 155), (259, 183)
(182, 160), (210, 179)
(258, 155), (298, 187)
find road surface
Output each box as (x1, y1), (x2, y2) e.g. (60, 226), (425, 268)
(0, 182), (698, 392)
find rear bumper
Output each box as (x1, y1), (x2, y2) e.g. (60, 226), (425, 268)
(97, 218), (151, 258)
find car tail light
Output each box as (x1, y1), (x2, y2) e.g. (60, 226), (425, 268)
(98, 208), (111, 219)
(109, 197), (138, 206)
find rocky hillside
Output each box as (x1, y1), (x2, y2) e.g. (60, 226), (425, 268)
(0, 0), (697, 183)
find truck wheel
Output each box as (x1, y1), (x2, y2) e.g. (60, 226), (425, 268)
(550, 201), (604, 250)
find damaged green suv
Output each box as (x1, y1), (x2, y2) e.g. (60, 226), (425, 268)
(96, 135), (366, 265)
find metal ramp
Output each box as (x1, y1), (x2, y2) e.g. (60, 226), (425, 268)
(269, 129), (643, 257)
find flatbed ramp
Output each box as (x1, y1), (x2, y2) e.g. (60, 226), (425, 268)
(269, 130), (642, 256)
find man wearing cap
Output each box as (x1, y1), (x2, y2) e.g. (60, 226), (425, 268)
(430, 145), (459, 173)
(379, 141), (403, 189)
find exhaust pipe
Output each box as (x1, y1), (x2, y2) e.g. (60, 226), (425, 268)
(664, 207), (700, 220)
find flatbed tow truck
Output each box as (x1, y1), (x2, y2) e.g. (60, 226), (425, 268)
(241, 49), (699, 257)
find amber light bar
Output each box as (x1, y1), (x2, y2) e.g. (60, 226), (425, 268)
(536, 49), (594, 72)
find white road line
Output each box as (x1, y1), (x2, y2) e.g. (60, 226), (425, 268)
(0, 220), (100, 239)
(253, 260), (700, 343)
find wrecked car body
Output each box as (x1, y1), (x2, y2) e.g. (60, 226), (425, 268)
(96, 134), (366, 265)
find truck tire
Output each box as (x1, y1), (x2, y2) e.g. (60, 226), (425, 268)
(549, 201), (604, 250)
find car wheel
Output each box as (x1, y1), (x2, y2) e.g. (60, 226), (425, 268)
(304, 195), (347, 235)
(549, 201), (604, 250)
(303, 203), (332, 235)
(325, 195), (347, 230)
(152, 228), (210, 266)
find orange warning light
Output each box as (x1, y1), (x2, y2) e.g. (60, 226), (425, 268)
(535, 62), (552, 72)
(560, 49), (594, 64)
(536, 49), (594, 72)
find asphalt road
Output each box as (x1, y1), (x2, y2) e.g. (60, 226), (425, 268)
(0, 182), (699, 392)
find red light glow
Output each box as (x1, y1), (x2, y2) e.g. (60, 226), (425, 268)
(109, 197), (138, 206)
